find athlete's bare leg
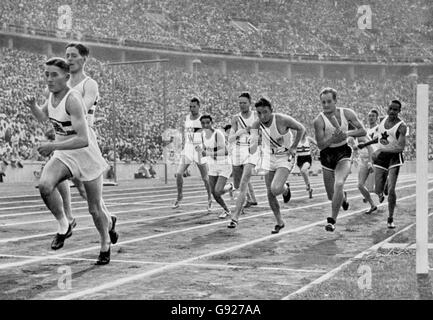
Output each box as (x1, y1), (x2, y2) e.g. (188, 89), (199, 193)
(57, 180), (74, 223)
(38, 158), (72, 235)
(229, 163), (255, 225)
(331, 160), (352, 221)
(266, 167), (290, 227)
(197, 163), (212, 203)
(387, 167), (400, 220)
(175, 162), (190, 203)
(300, 162), (311, 190)
(209, 175), (229, 212)
(358, 164), (376, 208)
(83, 175), (110, 253)
(322, 168), (335, 201)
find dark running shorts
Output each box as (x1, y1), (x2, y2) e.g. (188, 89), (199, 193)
(296, 155), (312, 168)
(373, 152), (404, 171)
(320, 144), (352, 172)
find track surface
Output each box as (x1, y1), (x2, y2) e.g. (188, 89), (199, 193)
(0, 173), (432, 300)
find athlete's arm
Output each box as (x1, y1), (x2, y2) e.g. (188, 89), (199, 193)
(314, 116), (338, 150)
(52, 93), (89, 150)
(25, 96), (49, 122)
(358, 137), (378, 149)
(180, 118), (186, 148)
(281, 114), (305, 154)
(228, 116), (239, 144)
(380, 123), (407, 154)
(82, 79), (99, 112)
(248, 120), (261, 155)
(345, 109), (367, 138)
(307, 136), (317, 146)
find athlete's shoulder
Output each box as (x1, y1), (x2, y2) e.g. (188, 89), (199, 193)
(84, 77), (99, 90)
(65, 90), (85, 112)
(68, 89), (82, 101)
(313, 113), (324, 125)
(341, 107), (357, 117)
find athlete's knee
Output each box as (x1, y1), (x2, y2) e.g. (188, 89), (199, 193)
(88, 201), (103, 217)
(214, 187), (224, 197)
(38, 179), (56, 196)
(270, 185), (283, 197)
(334, 180), (345, 191)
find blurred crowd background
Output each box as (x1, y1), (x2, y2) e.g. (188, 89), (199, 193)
(1, 0), (433, 174)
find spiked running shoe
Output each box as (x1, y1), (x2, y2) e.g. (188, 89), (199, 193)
(387, 217), (396, 229)
(51, 224), (72, 250)
(342, 192), (349, 211)
(109, 216), (119, 244)
(95, 248), (111, 265)
(283, 183), (291, 203)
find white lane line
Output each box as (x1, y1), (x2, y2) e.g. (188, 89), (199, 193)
(0, 180), (425, 272)
(0, 177), (329, 208)
(0, 178), (351, 221)
(281, 209), (433, 300)
(0, 177), (420, 244)
(0, 183), (348, 242)
(0, 177), (410, 227)
(0, 177), (335, 216)
(0, 253), (326, 274)
(54, 186), (433, 300)
(0, 176), (277, 201)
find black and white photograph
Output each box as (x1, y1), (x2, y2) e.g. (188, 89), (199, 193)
(0, 0), (432, 306)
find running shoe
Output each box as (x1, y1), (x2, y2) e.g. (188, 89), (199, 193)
(227, 182), (234, 200)
(218, 209), (231, 219)
(342, 191), (349, 210)
(172, 199), (181, 209)
(387, 217), (396, 229)
(227, 219), (238, 229)
(51, 224), (72, 250)
(271, 224), (285, 234)
(378, 193), (385, 203)
(365, 206), (378, 215)
(243, 201), (258, 208)
(308, 188), (313, 199)
(325, 217), (336, 232)
(95, 247), (111, 265)
(283, 183), (291, 203)
(109, 216), (119, 244)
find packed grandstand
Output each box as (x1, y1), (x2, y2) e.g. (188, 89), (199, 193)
(1, 0), (433, 168)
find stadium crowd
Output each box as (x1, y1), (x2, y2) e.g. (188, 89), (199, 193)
(1, 47), (431, 168)
(1, 0), (432, 59)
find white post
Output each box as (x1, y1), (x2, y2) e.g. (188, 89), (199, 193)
(416, 84), (429, 274)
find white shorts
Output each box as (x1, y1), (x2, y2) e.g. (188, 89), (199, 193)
(208, 162), (232, 178)
(51, 130), (108, 182)
(179, 145), (205, 166)
(261, 152), (295, 172)
(231, 145), (259, 167)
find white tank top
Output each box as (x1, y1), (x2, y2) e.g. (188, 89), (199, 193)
(260, 114), (292, 155)
(320, 108), (349, 149)
(184, 114), (202, 146)
(296, 139), (311, 156)
(48, 89), (86, 141)
(359, 125), (379, 158)
(377, 116), (405, 151)
(236, 111), (257, 146)
(202, 129), (228, 165)
(68, 76), (99, 127)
